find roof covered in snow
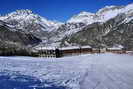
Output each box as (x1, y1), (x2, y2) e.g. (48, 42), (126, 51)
(61, 46), (92, 50)
(35, 47), (56, 50)
(35, 45), (92, 51)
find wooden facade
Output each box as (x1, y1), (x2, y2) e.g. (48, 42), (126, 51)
(106, 48), (126, 54)
(35, 46), (93, 57)
(38, 49), (56, 57)
(60, 46), (92, 56)
(34, 46), (126, 58)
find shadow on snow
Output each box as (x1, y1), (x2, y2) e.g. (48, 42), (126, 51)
(0, 71), (66, 89)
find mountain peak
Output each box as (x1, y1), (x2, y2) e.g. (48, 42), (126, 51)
(97, 5), (123, 14)
(67, 3), (133, 25)
(124, 3), (133, 12)
(78, 11), (94, 16)
(4, 9), (33, 17)
(15, 9), (33, 14)
(67, 11), (95, 24)
(0, 9), (62, 33)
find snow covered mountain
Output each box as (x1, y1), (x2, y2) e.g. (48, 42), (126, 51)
(67, 11), (95, 24)
(0, 9), (62, 37)
(0, 20), (41, 56)
(0, 3), (133, 50)
(61, 3), (133, 49)
(68, 3), (133, 25)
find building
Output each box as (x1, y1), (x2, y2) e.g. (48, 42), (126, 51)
(33, 45), (126, 58)
(34, 46), (93, 57)
(106, 47), (126, 54)
(60, 46), (93, 56)
(34, 47), (57, 57)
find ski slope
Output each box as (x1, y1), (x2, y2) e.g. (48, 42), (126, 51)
(0, 53), (133, 89)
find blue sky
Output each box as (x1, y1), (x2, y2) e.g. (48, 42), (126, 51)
(0, 0), (133, 22)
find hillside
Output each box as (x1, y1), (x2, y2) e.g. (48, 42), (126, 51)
(0, 20), (41, 55)
(0, 3), (133, 50)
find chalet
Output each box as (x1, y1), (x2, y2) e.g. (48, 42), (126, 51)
(33, 45), (126, 58)
(92, 48), (106, 53)
(60, 46), (81, 56)
(34, 47), (56, 57)
(80, 46), (93, 54)
(126, 51), (133, 55)
(34, 46), (93, 57)
(92, 48), (100, 53)
(106, 47), (126, 54)
(60, 46), (92, 56)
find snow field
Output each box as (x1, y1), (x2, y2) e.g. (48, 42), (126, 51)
(0, 53), (133, 89)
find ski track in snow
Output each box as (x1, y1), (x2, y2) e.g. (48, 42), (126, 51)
(0, 53), (133, 89)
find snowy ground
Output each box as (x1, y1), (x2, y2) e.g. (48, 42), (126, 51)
(0, 53), (133, 89)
